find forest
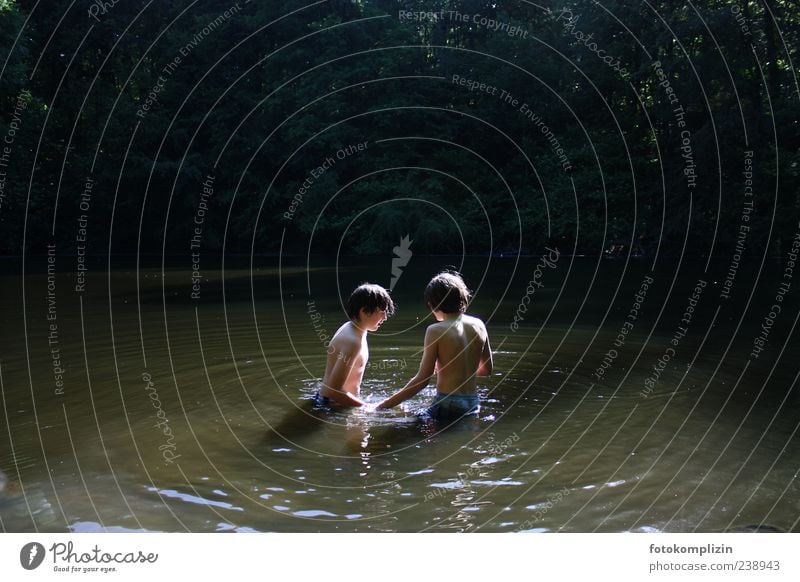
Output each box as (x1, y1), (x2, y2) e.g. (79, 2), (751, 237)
(0, 0), (797, 257)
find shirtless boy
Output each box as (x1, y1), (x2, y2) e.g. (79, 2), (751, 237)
(315, 284), (395, 408)
(375, 272), (492, 417)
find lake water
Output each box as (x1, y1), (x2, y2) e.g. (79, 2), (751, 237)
(1, 255), (798, 532)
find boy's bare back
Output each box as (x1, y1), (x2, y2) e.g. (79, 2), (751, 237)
(376, 271), (492, 412)
(429, 314), (491, 395)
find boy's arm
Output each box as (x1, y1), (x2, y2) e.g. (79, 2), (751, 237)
(322, 339), (366, 407)
(477, 326), (493, 376)
(334, 392), (367, 407)
(376, 327), (438, 409)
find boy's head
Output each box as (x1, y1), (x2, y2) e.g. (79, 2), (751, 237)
(425, 271), (471, 314)
(347, 284), (395, 329)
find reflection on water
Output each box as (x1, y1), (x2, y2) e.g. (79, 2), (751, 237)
(1, 257), (798, 532)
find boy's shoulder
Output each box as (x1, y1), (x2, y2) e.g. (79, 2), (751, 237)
(426, 319), (451, 331)
(462, 313), (487, 329)
(426, 314), (487, 333)
(424, 320), (452, 340)
(331, 321), (360, 345)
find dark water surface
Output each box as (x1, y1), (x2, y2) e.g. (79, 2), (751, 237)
(1, 256), (798, 532)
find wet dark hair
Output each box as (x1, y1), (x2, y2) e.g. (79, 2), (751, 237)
(346, 284), (395, 320)
(425, 271), (471, 313)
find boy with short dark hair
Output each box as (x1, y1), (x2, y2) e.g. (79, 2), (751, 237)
(376, 272), (492, 417)
(315, 284), (395, 408)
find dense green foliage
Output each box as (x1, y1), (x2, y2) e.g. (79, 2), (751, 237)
(0, 0), (797, 257)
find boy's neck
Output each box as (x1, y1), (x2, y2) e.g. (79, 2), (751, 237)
(349, 319), (368, 337)
(434, 311), (461, 321)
